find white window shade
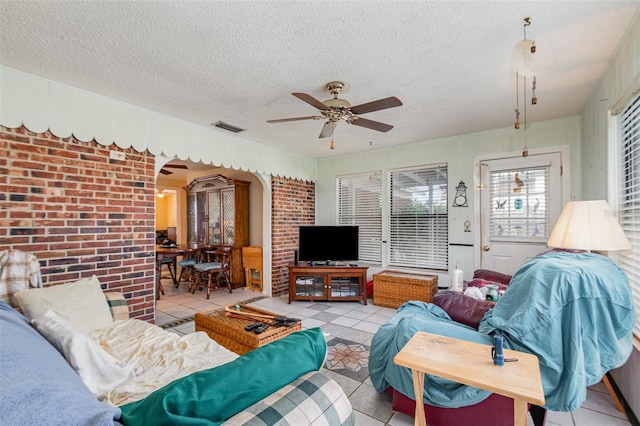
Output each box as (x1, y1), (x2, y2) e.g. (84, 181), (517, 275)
(615, 92), (640, 338)
(337, 172), (383, 264)
(389, 165), (448, 270)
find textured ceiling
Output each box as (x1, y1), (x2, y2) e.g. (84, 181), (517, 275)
(1, 1), (638, 161)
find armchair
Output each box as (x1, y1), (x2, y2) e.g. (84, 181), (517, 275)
(370, 251), (635, 426)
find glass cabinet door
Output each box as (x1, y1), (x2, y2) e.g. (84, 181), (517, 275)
(329, 275), (362, 299)
(294, 275), (325, 298)
(221, 188), (235, 245)
(207, 190), (221, 245)
(187, 193), (197, 243)
(196, 192), (207, 244)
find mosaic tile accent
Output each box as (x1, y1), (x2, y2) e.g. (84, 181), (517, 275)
(325, 337), (370, 382)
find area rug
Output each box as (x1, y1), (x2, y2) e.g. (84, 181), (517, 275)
(324, 337), (370, 382)
(159, 295), (267, 329)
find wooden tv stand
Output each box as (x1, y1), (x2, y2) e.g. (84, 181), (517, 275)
(288, 263), (368, 304)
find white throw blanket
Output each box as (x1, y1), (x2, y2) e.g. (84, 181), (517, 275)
(90, 319), (238, 406)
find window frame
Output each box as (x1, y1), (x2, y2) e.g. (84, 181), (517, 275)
(337, 164), (449, 271)
(611, 90), (640, 339)
(388, 165), (449, 270)
(337, 172), (384, 265)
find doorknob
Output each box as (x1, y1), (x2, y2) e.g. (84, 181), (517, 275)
(482, 245), (490, 252)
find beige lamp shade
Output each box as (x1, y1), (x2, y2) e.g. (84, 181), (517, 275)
(547, 200), (631, 251)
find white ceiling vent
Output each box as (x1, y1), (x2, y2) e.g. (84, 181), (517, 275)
(212, 121), (245, 133)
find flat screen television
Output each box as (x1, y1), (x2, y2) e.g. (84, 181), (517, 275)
(298, 226), (359, 263)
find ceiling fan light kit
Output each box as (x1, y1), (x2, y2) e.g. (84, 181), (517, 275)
(267, 81), (402, 149)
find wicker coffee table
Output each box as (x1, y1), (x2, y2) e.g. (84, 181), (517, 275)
(194, 304), (302, 355)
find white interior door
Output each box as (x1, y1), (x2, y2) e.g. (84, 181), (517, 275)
(479, 152), (565, 275)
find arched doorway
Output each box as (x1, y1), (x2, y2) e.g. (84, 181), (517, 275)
(154, 157), (271, 300)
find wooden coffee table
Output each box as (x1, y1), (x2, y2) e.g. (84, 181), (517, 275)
(394, 331), (545, 426)
(194, 304), (302, 355)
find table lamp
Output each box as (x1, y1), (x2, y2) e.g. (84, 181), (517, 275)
(547, 200), (631, 252)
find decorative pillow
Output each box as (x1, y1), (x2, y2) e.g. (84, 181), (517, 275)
(433, 291), (495, 330)
(32, 309), (138, 401)
(105, 291), (130, 321)
(13, 275), (113, 333)
(472, 269), (512, 285)
(0, 301), (121, 424)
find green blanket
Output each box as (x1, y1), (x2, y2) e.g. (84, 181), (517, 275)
(120, 327), (326, 426)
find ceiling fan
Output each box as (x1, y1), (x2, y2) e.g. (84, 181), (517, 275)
(267, 81), (402, 139)
(159, 164), (188, 175)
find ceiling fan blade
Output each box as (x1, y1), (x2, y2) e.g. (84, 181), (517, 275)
(267, 116), (320, 123)
(164, 164), (188, 169)
(350, 96), (402, 115)
(350, 117), (394, 133)
(292, 92), (330, 111)
(319, 121), (335, 138)
(159, 169), (173, 175)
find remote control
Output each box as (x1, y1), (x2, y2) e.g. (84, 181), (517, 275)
(244, 322), (262, 331)
(254, 324), (269, 334)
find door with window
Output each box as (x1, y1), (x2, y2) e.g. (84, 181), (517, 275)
(479, 152), (565, 274)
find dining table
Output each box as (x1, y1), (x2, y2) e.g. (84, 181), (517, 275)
(155, 243), (210, 300)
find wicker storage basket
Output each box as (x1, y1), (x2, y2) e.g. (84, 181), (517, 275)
(194, 304), (301, 355)
(373, 270), (438, 308)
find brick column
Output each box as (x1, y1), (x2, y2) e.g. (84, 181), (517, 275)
(270, 176), (315, 296)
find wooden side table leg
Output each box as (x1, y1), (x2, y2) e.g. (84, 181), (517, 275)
(514, 398), (528, 426)
(411, 369), (426, 426)
(602, 374), (625, 412)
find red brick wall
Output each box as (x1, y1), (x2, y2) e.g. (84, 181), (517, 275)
(0, 126), (156, 321)
(271, 176), (315, 295)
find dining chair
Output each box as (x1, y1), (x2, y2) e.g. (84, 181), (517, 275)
(191, 247), (233, 299)
(176, 250), (202, 289)
(159, 257), (176, 284)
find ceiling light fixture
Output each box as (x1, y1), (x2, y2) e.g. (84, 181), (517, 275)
(511, 17), (538, 158)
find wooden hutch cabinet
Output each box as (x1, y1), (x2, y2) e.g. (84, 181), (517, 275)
(185, 175), (250, 288)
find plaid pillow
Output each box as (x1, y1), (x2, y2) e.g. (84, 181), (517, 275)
(222, 371), (354, 426)
(104, 292), (129, 321)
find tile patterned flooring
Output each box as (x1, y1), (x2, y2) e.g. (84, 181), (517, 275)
(156, 279), (632, 426)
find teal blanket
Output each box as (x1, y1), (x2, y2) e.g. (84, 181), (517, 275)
(120, 328), (326, 425)
(369, 301), (495, 408)
(370, 252), (635, 412)
(479, 252), (634, 411)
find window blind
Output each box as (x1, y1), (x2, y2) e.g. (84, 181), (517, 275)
(337, 172), (383, 264)
(389, 165), (448, 270)
(489, 167), (550, 240)
(616, 92), (640, 338)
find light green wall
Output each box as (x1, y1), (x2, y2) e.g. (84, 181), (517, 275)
(316, 115), (581, 284)
(316, 116), (580, 247)
(580, 12), (640, 421)
(581, 13), (640, 201)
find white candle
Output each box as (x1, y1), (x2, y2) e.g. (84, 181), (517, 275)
(451, 268), (464, 292)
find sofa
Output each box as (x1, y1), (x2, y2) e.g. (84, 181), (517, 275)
(369, 251), (636, 426)
(0, 275), (354, 425)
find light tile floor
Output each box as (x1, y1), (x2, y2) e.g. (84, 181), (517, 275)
(156, 279), (631, 426)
